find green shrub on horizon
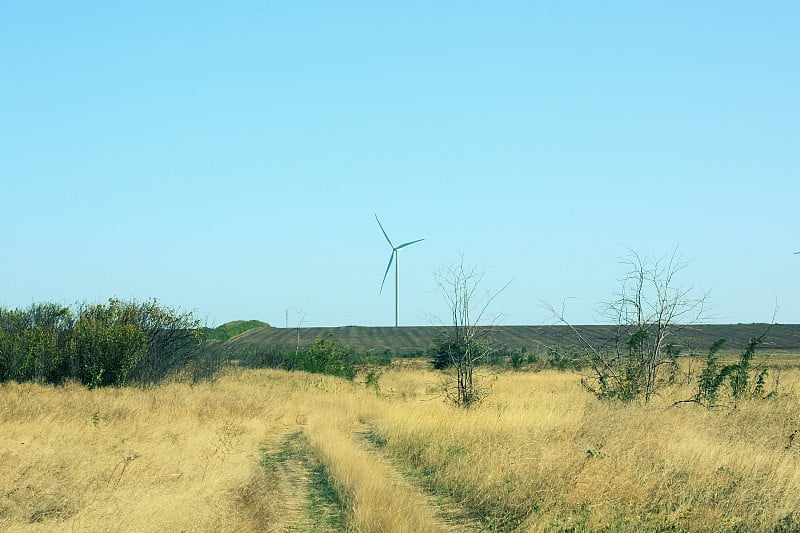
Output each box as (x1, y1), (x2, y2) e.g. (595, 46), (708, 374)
(230, 336), (389, 380)
(289, 337), (357, 380)
(202, 320), (270, 341)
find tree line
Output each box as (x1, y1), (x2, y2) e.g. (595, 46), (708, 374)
(1, 247), (780, 408)
(0, 299), (201, 387)
(0, 298), (393, 388)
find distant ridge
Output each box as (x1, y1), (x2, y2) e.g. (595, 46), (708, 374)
(203, 320), (270, 341)
(228, 324), (800, 356)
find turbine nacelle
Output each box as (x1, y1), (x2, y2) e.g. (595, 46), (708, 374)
(379, 239), (425, 294)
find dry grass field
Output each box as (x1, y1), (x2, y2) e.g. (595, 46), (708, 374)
(2, 361), (800, 532)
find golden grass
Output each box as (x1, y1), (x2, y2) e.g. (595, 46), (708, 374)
(2, 363), (800, 532)
(304, 406), (445, 532)
(0, 370), (310, 532)
(374, 367), (800, 531)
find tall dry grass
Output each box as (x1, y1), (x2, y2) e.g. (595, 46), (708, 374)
(373, 367), (800, 531)
(3, 362), (800, 532)
(0, 370), (316, 532)
(304, 404), (446, 532)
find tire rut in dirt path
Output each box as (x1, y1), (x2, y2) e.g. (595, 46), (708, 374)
(355, 426), (487, 533)
(265, 431), (346, 533)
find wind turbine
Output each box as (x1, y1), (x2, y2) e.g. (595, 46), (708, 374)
(375, 214), (424, 327)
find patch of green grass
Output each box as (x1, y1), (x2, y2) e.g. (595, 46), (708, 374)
(263, 432), (346, 532)
(359, 428), (495, 531)
(281, 433), (346, 531)
(306, 461), (346, 531)
(259, 447), (276, 470)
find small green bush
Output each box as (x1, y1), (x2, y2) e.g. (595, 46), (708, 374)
(546, 349), (588, 372)
(430, 331), (488, 370)
(0, 303), (73, 383)
(289, 337), (356, 380)
(696, 336), (771, 408)
(70, 316), (147, 388)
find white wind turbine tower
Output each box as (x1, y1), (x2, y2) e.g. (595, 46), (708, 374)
(375, 214), (424, 328)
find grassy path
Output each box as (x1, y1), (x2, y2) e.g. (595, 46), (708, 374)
(303, 411), (473, 533)
(357, 427), (487, 533)
(261, 431), (345, 532)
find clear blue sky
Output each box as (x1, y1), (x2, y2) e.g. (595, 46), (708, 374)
(2, 2), (798, 327)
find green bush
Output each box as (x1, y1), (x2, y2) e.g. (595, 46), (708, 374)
(70, 313), (147, 387)
(0, 299), (202, 387)
(430, 331), (488, 370)
(0, 303), (73, 383)
(545, 349), (589, 372)
(696, 336), (771, 408)
(229, 338), (387, 381)
(509, 350), (525, 370)
(289, 337), (356, 380)
(114, 299), (202, 384)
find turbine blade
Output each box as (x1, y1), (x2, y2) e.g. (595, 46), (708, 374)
(380, 252), (394, 294)
(396, 238), (425, 250)
(374, 214), (394, 248)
